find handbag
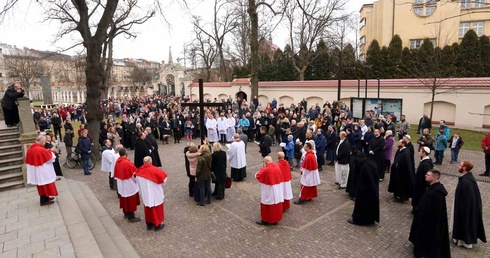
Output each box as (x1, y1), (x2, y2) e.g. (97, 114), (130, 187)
(211, 172), (216, 183)
(225, 176), (232, 188)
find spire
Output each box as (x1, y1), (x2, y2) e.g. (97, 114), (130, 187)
(168, 46), (173, 65)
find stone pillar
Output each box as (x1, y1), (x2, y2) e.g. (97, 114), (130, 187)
(41, 76), (53, 104)
(69, 91), (73, 103)
(17, 97), (38, 186)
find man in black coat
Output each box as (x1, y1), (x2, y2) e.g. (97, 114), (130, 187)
(1, 81), (24, 127)
(348, 152), (379, 226)
(452, 160), (487, 249)
(369, 129), (386, 181)
(144, 127), (162, 167)
(409, 169), (450, 258)
(258, 126), (272, 158)
(335, 131), (351, 189)
(403, 135), (416, 173)
(417, 112), (432, 135)
(134, 132), (151, 168)
(388, 139), (415, 202)
(411, 147), (434, 214)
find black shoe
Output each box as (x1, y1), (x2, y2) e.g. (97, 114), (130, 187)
(206, 200), (211, 204)
(211, 192), (217, 196)
(154, 223), (165, 231)
(40, 200), (54, 206)
(146, 223), (154, 230)
(338, 186), (346, 189)
(479, 173), (489, 177)
(128, 217), (141, 223)
(347, 219), (357, 225)
(196, 203), (204, 207)
(256, 220), (269, 226)
(293, 199), (305, 205)
(84, 173), (91, 176)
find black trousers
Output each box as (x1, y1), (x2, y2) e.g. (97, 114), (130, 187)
(3, 107), (20, 126)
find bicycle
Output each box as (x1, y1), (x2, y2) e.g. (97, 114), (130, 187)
(66, 148), (96, 170)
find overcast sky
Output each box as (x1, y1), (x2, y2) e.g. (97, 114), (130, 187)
(0, 0), (373, 64)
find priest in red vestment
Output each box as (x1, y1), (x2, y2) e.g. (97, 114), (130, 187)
(277, 152), (293, 211)
(114, 148), (141, 222)
(255, 156), (284, 226)
(136, 156), (168, 231)
(294, 142), (321, 204)
(26, 135), (58, 206)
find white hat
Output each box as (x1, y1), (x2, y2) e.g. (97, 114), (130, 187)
(423, 147), (431, 154)
(404, 135), (411, 140)
(295, 139), (300, 143)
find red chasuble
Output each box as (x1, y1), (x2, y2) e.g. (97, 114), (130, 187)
(135, 164), (168, 184)
(26, 143), (53, 166)
(256, 163), (284, 223)
(114, 157), (137, 180)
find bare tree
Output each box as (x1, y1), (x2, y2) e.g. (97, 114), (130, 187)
(192, 0), (237, 82)
(187, 24), (218, 82)
(285, 0), (347, 80)
(130, 66), (153, 86)
(3, 48), (48, 97)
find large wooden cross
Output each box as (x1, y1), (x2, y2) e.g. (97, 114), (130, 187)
(181, 79), (226, 144)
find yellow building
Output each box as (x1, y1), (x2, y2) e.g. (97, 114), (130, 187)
(359, 0), (490, 60)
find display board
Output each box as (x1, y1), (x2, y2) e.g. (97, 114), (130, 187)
(350, 97), (403, 122)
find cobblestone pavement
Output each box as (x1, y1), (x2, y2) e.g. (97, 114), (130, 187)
(61, 140), (490, 258)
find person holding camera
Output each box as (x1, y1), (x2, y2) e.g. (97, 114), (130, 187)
(1, 80), (25, 127)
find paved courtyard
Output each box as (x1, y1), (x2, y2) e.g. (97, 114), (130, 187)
(56, 138), (490, 258)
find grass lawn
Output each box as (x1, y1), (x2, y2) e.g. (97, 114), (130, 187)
(408, 127), (486, 151)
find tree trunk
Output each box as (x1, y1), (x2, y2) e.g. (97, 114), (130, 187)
(248, 0), (259, 99)
(85, 40), (104, 159)
(430, 79), (436, 124)
(219, 50), (228, 82)
(299, 70), (305, 81)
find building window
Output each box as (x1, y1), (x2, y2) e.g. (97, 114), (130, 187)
(473, 21), (484, 36)
(475, 0), (486, 8)
(410, 39), (423, 49)
(360, 36), (366, 46)
(461, 0), (471, 9)
(459, 22), (470, 37)
(414, 7), (424, 16)
(425, 6), (436, 16)
(413, 0), (437, 17)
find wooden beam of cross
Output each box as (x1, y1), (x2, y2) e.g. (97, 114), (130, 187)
(181, 79), (226, 144)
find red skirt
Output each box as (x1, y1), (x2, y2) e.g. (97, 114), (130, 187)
(119, 193), (140, 213)
(299, 185), (317, 201)
(144, 203), (164, 226)
(282, 200), (290, 211)
(36, 182), (58, 197)
(260, 203), (283, 224)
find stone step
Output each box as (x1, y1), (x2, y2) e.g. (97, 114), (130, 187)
(56, 179), (104, 258)
(77, 181), (140, 258)
(0, 179), (24, 191)
(0, 150), (23, 160)
(0, 138), (21, 147)
(0, 127), (20, 134)
(0, 132), (20, 140)
(0, 171), (23, 182)
(0, 157), (24, 167)
(0, 144), (22, 153)
(0, 164), (23, 174)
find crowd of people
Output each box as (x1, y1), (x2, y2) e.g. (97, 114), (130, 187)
(20, 91), (490, 257)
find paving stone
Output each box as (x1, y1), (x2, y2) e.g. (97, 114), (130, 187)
(32, 246), (61, 258)
(17, 241), (45, 257)
(0, 248), (16, 258)
(30, 229), (55, 244)
(3, 235), (29, 252)
(45, 234), (71, 250)
(58, 243), (75, 257)
(0, 231), (17, 243)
